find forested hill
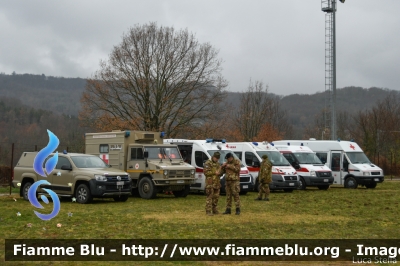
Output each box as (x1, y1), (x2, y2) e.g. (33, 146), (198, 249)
(0, 73), (398, 128)
(0, 73), (86, 116)
(280, 87), (398, 131)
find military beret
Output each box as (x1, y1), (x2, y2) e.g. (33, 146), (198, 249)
(262, 154), (268, 159)
(225, 152), (234, 159)
(213, 152), (220, 159)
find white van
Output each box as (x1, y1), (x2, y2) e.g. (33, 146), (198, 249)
(226, 142), (299, 192)
(163, 139), (254, 194)
(272, 143), (334, 190)
(274, 140), (384, 189)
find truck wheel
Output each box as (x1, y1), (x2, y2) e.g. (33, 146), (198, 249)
(113, 195), (129, 202)
(173, 185), (190, 198)
(365, 183), (377, 189)
(138, 177), (157, 199)
(75, 184), (93, 204)
(22, 182), (33, 201)
(283, 189), (294, 193)
(298, 177), (306, 190)
(317, 185), (330, 190)
(344, 177), (358, 189)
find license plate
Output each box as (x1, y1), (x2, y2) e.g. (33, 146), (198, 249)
(117, 181), (124, 186)
(177, 180), (184, 183)
(324, 179), (328, 182)
(289, 183), (294, 186)
(374, 178), (379, 181)
(243, 185), (248, 189)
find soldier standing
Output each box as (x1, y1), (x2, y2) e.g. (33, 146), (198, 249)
(204, 152), (222, 216)
(255, 154), (272, 201)
(221, 153), (241, 215)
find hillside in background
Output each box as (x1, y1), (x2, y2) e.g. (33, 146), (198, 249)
(1, 73), (398, 138)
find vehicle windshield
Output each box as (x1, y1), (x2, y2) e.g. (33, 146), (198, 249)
(144, 146), (182, 159)
(293, 153), (323, 164)
(207, 150), (245, 167)
(346, 152), (371, 164)
(257, 151), (291, 166)
(71, 156), (108, 168)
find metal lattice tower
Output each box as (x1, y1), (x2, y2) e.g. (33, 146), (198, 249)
(321, 0), (344, 140)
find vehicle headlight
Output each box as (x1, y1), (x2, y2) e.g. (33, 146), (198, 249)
(191, 169), (195, 175)
(95, 174), (107, 181)
(164, 170), (168, 176)
(363, 171), (369, 176)
(310, 171), (316, 177)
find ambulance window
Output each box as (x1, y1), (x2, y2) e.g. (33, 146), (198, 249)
(234, 152), (242, 160)
(195, 151), (208, 168)
(131, 148), (144, 160)
(283, 153), (295, 164)
(331, 153), (341, 171)
(100, 144), (109, 153)
(316, 153), (327, 164)
(245, 152), (258, 166)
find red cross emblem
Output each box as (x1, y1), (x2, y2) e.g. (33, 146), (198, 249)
(349, 144), (355, 150)
(100, 154), (109, 164)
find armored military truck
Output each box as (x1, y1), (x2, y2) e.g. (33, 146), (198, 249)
(12, 152), (132, 203)
(85, 130), (196, 199)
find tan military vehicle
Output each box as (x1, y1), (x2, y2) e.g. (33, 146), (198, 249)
(12, 152), (132, 203)
(85, 130), (196, 199)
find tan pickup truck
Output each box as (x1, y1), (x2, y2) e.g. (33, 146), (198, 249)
(12, 152), (132, 203)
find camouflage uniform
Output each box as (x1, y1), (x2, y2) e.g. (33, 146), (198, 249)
(204, 153), (222, 215)
(256, 155), (272, 201)
(221, 157), (241, 212)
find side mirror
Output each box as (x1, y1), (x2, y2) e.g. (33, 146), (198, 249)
(144, 151), (149, 159)
(61, 165), (72, 171)
(292, 162), (300, 170)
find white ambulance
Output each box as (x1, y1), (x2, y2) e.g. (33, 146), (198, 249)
(274, 140), (384, 189)
(163, 139), (254, 194)
(271, 142), (334, 190)
(226, 142), (299, 192)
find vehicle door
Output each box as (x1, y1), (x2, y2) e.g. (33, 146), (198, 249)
(330, 151), (343, 185)
(50, 156), (75, 195)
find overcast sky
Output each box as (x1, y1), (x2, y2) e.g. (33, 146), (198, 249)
(1, 0), (399, 95)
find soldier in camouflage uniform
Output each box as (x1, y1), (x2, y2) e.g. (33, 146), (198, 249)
(255, 154), (272, 201)
(204, 152), (222, 216)
(220, 153), (241, 215)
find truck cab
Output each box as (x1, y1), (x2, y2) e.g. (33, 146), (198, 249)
(272, 143), (333, 190)
(163, 139), (254, 194)
(227, 142), (299, 192)
(276, 140), (384, 189)
(85, 130), (196, 199)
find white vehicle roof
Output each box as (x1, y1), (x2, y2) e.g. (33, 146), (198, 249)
(227, 141), (279, 152)
(272, 144), (314, 153)
(164, 138), (232, 151)
(272, 140), (363, 152)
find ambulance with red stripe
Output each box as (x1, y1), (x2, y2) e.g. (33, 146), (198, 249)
(226, 142), (299, 192)
(273, 140), (384, 189)
(163, 139), (254, 194)
(272, 142), (333, 190)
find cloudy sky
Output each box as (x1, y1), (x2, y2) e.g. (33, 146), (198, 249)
(1, 0), (399, 95)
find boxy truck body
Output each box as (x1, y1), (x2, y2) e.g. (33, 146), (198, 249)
(85, 130), (196, 199)
(273, 140), (384, 189)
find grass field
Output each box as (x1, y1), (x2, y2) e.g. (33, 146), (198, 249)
(1, 180), (399, 265)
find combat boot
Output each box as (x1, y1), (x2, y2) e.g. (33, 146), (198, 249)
(212, 209), (219, 215)
(235, 208), (240, 215)
(254, 197), (262, 200)
(206, 211), (214, 216)
(222, 208), (231, 215)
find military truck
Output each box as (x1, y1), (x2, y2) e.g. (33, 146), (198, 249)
(85, 130), (196, 199)
(12, 152), (132, 203)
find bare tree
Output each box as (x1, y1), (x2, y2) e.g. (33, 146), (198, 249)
(80, 22), (228, 137)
